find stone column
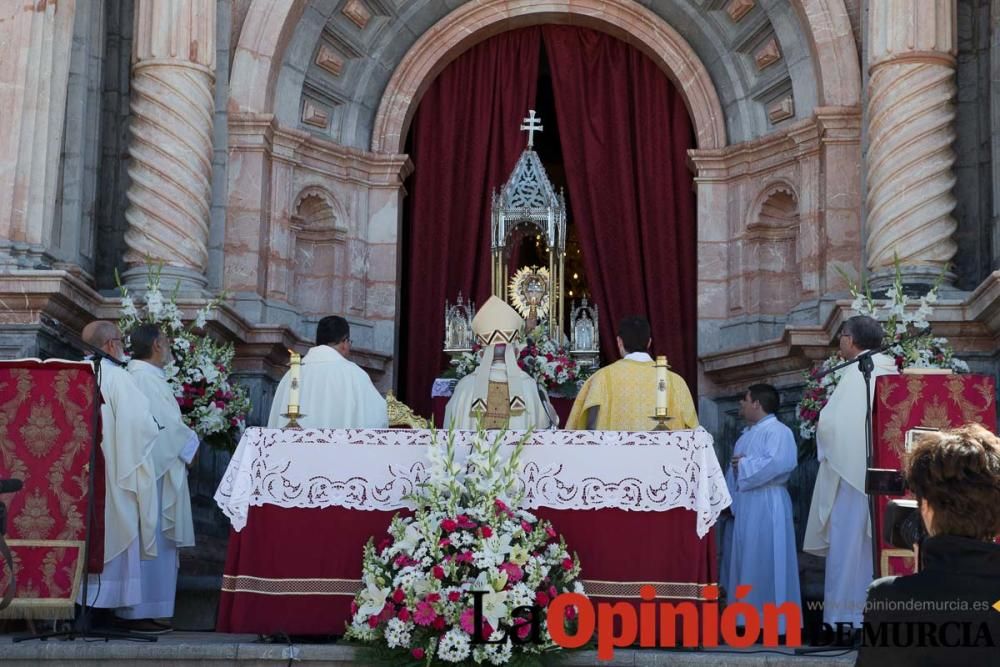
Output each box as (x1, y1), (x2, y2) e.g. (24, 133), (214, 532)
(866, 0), (958, 282)
(123, 0), (215, 290)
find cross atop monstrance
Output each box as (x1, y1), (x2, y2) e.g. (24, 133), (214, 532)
(520, 109), (543, 148)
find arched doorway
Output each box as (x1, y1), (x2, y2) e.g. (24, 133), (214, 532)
(397, 25), (697, 417)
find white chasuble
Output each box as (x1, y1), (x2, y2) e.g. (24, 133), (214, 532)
(80, 359), (160, 609)
(804, 351), (898, 554)
(267, 345), (388, 429)
(127, 359), (198, 548)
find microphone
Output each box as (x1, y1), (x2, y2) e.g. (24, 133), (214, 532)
(0, 479), (23, 494)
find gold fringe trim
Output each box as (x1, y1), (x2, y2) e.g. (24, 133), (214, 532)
(580, 579), (713, 601)
(221, 575), (362, 596)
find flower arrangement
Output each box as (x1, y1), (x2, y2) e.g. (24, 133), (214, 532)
(445, 327), (589, 395)
(796, 261), (968, 445)
(117, 265), (251, 451)
(344, 426), (584, 664)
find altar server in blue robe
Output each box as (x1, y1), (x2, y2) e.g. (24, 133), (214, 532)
(724, 383), (801, 632)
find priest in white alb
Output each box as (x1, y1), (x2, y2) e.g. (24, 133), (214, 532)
(268, 316), (388, 428)
(79, 321), (160, 615)
(444, 296), (557, 430)
(121, 323), (199, 631)
(804, 315), (898, 627)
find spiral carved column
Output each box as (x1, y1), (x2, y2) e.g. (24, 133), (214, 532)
(865, 0), (958, 279)
(123, 0), (215, 288)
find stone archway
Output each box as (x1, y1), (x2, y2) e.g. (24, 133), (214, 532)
(369, 0), (727, 153)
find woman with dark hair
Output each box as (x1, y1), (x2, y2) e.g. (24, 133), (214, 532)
(856, 423), (1000, 666)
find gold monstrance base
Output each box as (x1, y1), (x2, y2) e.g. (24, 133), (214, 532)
(282, 407), (306, 429)
(650, 414), (672, 431)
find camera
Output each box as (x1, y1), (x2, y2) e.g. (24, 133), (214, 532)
(866, 468), (927, 550)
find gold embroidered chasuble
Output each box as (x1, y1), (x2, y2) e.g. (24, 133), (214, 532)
(567, 358), (698, 431)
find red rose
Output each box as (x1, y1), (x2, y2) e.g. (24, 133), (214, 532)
(546, 525), (557, 539)
(448, 590), (461, 602)
(565, 605), (577, 620)
(432, 565), (445, 580)
(439, 537), (451, 547)
(521, 520), (532, 533)
(425, 592), (441, 603)
(411, 648), (425, 659)
(367, 615), (379, 628)
(535, 591), (549, 607)
(432, 615), (446, 630)
(398, 607), (411, 622)
(392, 589), (405, 604)
(480, 526), (493, 538)
(440, 518), (458, 532)
(350, 600), (359, 615)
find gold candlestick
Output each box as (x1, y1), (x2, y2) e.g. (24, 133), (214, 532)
(282, 404), (305, 429)
(651, 355), (671, 430)
(283, 349), (305, 428)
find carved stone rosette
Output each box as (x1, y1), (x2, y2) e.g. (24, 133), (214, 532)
(865, 0), (958, 275)
(123, 0), (216, 281)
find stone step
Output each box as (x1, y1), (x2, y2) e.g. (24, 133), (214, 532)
(0, 633), (857, 666)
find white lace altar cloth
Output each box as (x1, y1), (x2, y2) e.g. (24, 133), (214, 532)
(215, 427), (731, 538)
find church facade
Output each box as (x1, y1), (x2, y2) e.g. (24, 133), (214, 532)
(1, 0), (998, 439)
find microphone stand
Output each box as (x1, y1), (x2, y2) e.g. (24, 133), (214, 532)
(15, 319), (154, 643)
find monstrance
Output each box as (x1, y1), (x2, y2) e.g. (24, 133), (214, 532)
(490, 110), (567, 342)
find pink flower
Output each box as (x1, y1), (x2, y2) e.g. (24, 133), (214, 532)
(456, 515), (476, 529)
(425, 592), (441, 603)
(455, 551), (474, 564)
(565, 605), (577, 620)
(546, 525), (557, 539)
(438, 538), (451, 547)
(499, 562), (523, 583)
(432, 565), (445, 580)
(413, 601), (436, 626)
(392, 589), (405, 604)
(548, 585), (558, 599)
(448, 590), (461, 603)
(521, 520), (532, 533)
(398, 607), (411, 622)
(480, 526), (493, 538)
(459, 607), (476, 634)
(411, 648), (425, 659)
(440, 518), (458, 532)
(535, 591), (549, 607)
(494, 499), (509, 513)
(513, 617), (532, 640)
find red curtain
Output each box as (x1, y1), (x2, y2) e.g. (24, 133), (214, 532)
(399, 28), (541, 415)
(541, 26), (698, 386)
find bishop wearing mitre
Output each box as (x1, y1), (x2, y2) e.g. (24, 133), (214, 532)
(79, 321), (160, 611)
(444, 296), (557, 430)
(267, 316), (388, 428)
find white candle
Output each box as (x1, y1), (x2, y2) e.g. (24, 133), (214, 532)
(288, 350), (301, 409)
(655, 356), (668, 414)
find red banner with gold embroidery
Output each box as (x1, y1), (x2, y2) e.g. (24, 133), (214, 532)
(0, 359), (102, 619)
(872, 373), (997, 577)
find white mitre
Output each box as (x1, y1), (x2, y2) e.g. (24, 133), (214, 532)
(469, 296), (527, 417)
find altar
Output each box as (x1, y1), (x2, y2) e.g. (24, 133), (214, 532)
(214, 427), (730, 636)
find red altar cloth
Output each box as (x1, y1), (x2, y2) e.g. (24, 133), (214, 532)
(0, 359), (105, 619)
(872, 373), (997, 576)
(431, 395), (575, 428)
(217, 504), (715, 636)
